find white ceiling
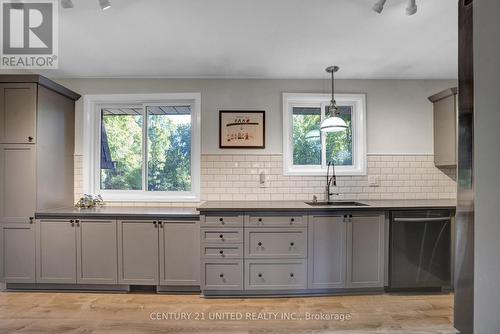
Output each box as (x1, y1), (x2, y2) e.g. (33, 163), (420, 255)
(41, 0), (457, 79)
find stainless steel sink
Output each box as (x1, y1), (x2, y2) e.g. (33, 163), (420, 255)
(305, 201), (369, 207)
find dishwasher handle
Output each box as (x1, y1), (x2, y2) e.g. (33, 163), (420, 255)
(393, 217), (451, 223)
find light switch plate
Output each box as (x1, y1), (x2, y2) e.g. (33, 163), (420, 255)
(368, 175), (380, 187)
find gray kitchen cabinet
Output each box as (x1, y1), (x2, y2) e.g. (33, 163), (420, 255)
(245, 259), (307, 290)
(202, 259), (243, 290)
(0, 83), (37, 144)
(429, 88), (458, 167)
(36, 219), (77, 284)
(118, 220), (159, 285)
(346, 214), (385, 288)
(245, 228), (307, 259)
(0, 76), (79, 229)
(0, 145), (36, 224)
(308, 215), (347, 289)
(159, 220), (200, 286)
(0, 223), (36, 283)
(76, 219), (118, 284)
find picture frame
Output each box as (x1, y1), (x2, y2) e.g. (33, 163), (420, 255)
(219, 110), (265, 149)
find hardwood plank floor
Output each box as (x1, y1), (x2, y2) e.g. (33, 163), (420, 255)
(0, 291), (455, 334)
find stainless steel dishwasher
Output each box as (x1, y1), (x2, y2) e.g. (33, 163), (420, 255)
(388, 209), (453, 291)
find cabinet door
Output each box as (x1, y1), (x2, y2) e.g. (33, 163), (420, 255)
(0, 84), (37, 144)
(308, 215), (346, 289)
(346, 214), (385, 288)
(159, 220), (200, 286)
(76, 219), (118, 284)
(0, 223), (36, 283)
(0, 145), (36, 223)
(118, 220), (159, 285)
(433, 93), (457, 167)
(36, 219), (77, 284)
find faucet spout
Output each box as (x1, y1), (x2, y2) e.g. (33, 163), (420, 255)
(325, 161), (338, 202)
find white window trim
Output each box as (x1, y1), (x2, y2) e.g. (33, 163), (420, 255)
(82, 93), (201, 202)
(282, 93), (367, 176)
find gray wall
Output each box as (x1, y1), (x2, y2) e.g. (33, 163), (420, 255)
(54, 78), (455, 156)
(474, 1), (500, 332)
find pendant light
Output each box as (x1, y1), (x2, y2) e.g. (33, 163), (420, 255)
(320, 66), (348, 133)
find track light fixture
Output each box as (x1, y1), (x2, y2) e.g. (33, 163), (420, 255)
(99, 0), (111, 10)
(372, 0), (418, 16)
(372, 0), (387, 14)
(61, 0), (74, 9)
(406, 0), (417, 15)
(61, 0), (111, 10)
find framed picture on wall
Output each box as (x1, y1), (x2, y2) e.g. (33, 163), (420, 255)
(219, 110), (265, 149)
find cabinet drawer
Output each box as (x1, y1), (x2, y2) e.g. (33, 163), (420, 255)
(202, 243), (243, 259)
(202, 215), (243, 227)
(202, 260), (243, 290)
(247, 215), (306, 227)
(201, 228), (243, 244)
(245, 228), (307, 258)
(245, 259), (307, 290)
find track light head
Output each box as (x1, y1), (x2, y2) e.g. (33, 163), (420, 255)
(372, 0), (387, 14)
(406, 0), (417, 15)
(61, 0), (74, 9)
(99, 0), (111, 10)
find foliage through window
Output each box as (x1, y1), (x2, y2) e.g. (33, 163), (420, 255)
(95, 100), (199, 201)
(283, 94), (366, 176)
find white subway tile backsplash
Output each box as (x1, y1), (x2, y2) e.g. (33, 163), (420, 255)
(74, 154), (456, 205)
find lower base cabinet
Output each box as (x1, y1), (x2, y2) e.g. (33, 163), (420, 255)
(202, 259), (243, 290)
(36, 219), (77, 284)
(347, 214), (385, 288)
(245, 259), (307, 290)
(159, 220), (200, 286)
(0, 223), (36, 283)
(118, 220), (159, 285)
(308, 215), (347, 289)
(118, 219), (201, 286)
(36, 219), (118, 284)
(77, 219), (118, 284)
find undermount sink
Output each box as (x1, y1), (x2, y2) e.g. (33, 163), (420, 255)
(305, 201), (369, 207)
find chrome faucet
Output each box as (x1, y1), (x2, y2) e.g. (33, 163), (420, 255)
(325, 161), (339, 202)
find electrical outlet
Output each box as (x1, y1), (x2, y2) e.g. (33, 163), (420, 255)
(259, 170), (268, 188)
(368, 175), (380, 187)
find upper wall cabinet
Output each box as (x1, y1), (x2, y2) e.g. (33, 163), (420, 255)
(429, 88), (458, 168)
(0, 83), (37, 144)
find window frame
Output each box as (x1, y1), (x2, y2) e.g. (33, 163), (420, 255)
(83, 93), (201, 202)
(282, 93), (367, 176)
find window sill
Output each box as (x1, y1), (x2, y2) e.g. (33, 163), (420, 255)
(283, 167), (367, 177)
(97, 192), (200, 203)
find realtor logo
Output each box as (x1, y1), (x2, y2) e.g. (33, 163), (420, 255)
(0, 0), (58, 68)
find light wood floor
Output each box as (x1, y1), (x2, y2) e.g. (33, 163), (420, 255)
(0, 291), (455, 334)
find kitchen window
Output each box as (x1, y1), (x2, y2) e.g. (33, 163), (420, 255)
(83, 94), (201, 201)
(282, 93), (366, 176)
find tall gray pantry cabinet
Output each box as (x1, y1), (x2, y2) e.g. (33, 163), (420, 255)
(0, 75), (80, 284)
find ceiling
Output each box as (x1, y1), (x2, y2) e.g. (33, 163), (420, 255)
(38, 0), (457, 79)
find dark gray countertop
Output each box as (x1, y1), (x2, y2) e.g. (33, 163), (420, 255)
(35, 206), (200, 219)
(35, 199), (456, 219)
(197, 200), (456, 212)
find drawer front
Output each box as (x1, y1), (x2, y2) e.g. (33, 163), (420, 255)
(202, 215), (243, 227)
(245, 228), (307, 258)
(202, 260), (243, 290)
(201, 228), (243, 244)
(202, 243), (243, 259)
(245, 259), (307, 290)
(247, 215), (306, 227)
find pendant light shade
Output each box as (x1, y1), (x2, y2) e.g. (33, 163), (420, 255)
(320, 66), (347, 133)
(320, 115), (348, 133)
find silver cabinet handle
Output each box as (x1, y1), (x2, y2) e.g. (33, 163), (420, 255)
(393, 217), (451, 223)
